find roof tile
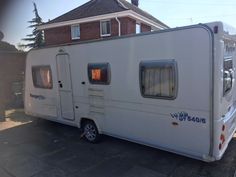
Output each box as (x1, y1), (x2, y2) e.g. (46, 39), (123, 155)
(44, 0), (168, 28)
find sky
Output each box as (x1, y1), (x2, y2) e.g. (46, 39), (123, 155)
(2, 0), (236, 47)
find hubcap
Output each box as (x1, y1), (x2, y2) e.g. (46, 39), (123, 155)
(84, 124), (97, 141)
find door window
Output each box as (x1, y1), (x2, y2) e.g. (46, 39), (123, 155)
(32, 66), (53, 89)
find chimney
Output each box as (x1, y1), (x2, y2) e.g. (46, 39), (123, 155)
(131, 0), (139, 6)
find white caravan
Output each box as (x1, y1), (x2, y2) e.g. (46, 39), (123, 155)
(25, 22), (236, 162)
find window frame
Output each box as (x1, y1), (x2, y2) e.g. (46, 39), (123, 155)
(223, 56), (234, 96)
(88, 63), (111, 85)
(139, 60), (178, 100)
(71, 24), (80, 40)
(136, 23), (141, 34)
(100, 20), (111, 37)
(32, 65), (53, 89)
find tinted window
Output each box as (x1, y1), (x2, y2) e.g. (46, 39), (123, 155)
(88, 63), (110, 85)
(223, 57), (233, 95)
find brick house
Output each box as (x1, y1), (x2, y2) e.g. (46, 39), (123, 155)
(38, 0), (168, 46)
(0, 52), (26, 109)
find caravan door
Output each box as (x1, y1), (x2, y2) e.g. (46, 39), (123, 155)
(56, 54), (75, 121)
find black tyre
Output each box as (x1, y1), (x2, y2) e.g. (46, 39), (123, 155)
(83, 121), (101, 143)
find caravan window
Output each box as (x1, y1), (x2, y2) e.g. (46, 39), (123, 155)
(140, 60), (178, 99)
(32, 66), (53, 89)
(223, 57), (234, 95)
(88, 63), (110, 85)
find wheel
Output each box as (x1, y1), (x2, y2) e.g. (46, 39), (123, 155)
(82, 121), (101, 143)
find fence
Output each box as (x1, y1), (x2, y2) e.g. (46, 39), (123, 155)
(0, 52), (26, 112)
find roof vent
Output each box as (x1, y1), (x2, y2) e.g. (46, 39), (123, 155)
(131, 0), (139, 6)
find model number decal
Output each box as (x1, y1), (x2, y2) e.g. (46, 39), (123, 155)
(170, 112), (206, 124)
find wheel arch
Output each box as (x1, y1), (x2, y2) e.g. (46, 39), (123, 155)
(79, 117), (102, 133)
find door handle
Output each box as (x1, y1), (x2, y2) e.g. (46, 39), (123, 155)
(58, 81), (63, 88)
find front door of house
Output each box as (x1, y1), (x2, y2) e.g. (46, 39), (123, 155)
(56, 54), (75, 121)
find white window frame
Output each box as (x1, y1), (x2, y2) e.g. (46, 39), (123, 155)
(71, 24), (80, 40)
(100, 20), (111, 37)
(136, 23), (141, 34)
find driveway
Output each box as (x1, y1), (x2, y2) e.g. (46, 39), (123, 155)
(0, 109), (236, 177)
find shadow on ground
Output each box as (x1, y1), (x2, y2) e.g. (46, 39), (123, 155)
(0, 110), (235, 177)
(5, 109), (34, 123)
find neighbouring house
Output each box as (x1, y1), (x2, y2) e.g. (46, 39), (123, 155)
(0, 51), (26, 109)
(38, 0), (169, 46)
(0, 32), (26, 115)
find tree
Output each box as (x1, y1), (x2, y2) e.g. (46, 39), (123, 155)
(22, 2), (44, 48)
(16, 42), (28, 52)
(0, 31), (18, 52)
(0, 41), (18, 51)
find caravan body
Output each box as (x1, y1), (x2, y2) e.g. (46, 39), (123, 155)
(25, 22), (236, 161)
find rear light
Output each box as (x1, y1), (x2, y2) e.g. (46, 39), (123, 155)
(220, 134), (225, 144)
(219, 125), (226, 151)
(222, 125), (225, 131)
(219, 143), (222, 150)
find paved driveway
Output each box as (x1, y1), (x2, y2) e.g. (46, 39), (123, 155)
(0, 109), (236, 177)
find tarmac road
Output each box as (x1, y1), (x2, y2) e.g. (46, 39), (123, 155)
(0, 109), (236, 177)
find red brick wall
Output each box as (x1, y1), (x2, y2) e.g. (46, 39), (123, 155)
(44, 26), (72, 46)
(81, 19), (120, 40)
(80, 21), (100, 41)
(111, 17), (136, 36)
(44, 17), (149, 46)
(0, 52), (26, 108)
(103, 17), (136, 38)
(120, 17), (136, 35)
(141, 23), (152, 32)
(111, 19), (119, 36)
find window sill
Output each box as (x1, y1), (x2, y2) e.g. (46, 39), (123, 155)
(71, 37), (80, 40)
(101, 34), (111, 37)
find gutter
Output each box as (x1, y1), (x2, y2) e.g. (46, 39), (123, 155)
(115, 17), (121, 36)
(37, 10), (167, 31)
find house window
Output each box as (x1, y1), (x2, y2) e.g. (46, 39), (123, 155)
(100, 20), (111, 37)
(71, 25), (80, 40)
(140, 60), (178, 99)
(88, 63), (110, 85)
(136, 23), (141, 34)
(32, 66), (53, 89)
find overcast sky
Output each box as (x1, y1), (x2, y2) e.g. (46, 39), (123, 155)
(2, 0), (236, 46)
